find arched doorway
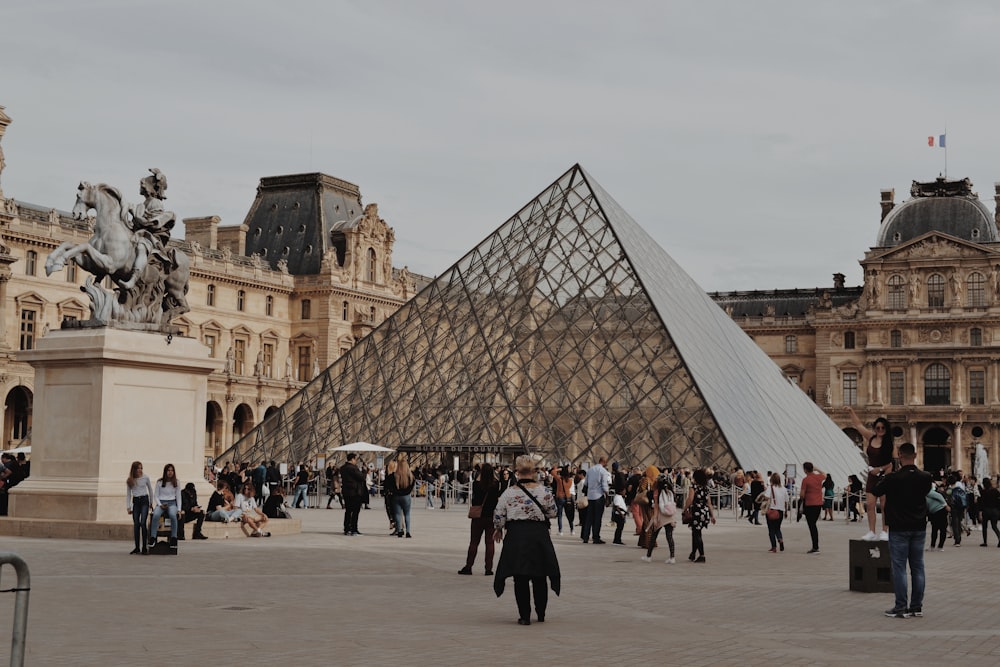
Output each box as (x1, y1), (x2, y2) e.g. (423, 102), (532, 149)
(232, 403), (255, 445)
(206, 401), (224, 457)
(922, 426), (951, 473)
(4, 386), (32, 447)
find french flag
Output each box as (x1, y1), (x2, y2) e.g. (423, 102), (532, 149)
(928, 134), (946, 147)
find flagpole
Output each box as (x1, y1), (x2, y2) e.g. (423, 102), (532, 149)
(944, 125), (948, 178)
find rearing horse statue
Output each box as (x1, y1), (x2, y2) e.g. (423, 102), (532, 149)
(45, 180), (190, 330)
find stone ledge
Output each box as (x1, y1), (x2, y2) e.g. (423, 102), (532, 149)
(0, 516), (301, 540)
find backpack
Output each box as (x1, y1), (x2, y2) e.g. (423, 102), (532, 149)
(950, 486), (968, 509)
(658, 489), (677, 517)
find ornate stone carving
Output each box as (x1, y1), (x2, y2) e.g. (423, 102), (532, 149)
(43, 172), (190, 331)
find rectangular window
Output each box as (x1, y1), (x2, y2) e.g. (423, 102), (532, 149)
(928, 276), (945, 308)
(842, 371), (858, 406)
(301, 299), (311, 320)
(970, 370), (986, 405)
(237, 290), (245, 312)
(297, 345), (311, 381)
(844, 331), (855, 349)
(19, 309), (36, 350)
(263, 343), (274, 379)
(66, 263), (77, 282)
(234, 339), (246, 376)
(265, 295), (273, 317)
(890, 330), (902, 348)
(889, 371), (905, 406)
(25, 251), (36, 276)
(971, 328), (983, 347)
(204, 334), (216, 358)
(785, 335), (797, 354)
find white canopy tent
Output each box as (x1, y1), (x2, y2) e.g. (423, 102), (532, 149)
(328, 442), (395, 454)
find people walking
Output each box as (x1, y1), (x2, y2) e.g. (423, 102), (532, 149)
(493, 455), (560, 625)
(459, 463), (500, 575)
(685, 467), (716, 563)
(763, 472), (788, 552)
(978, 477), (1000, 547)
(581, 457), (609, 544)
(800, 462), (824, 553)
(388, 455), (415, 538)
(641, 473), (677, 563)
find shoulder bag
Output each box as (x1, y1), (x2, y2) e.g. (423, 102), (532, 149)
(765, 487), (780, 521)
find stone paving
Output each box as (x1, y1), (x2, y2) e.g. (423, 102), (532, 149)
(1, 502), (999, 666)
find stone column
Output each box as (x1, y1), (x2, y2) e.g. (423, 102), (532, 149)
(954, 422), (963, 472)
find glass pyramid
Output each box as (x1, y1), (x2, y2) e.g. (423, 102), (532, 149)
(221, 165), (865, 481)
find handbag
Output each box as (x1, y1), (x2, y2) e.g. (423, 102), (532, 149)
(681, 507), (693, 525)
(576, 494), (589, 510)
(765, 487), (780, 521)
(467, 504), (483, 519)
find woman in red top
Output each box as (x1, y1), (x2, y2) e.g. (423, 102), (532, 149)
(799, 461), (825, 554)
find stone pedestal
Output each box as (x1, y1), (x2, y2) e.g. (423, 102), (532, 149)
(848, 538), (893, 593)
(8, 328), (220, 523)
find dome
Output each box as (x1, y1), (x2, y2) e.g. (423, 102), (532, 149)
(875, 177), (997, 248)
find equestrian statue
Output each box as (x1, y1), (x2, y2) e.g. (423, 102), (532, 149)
(45, 169), (190, 331)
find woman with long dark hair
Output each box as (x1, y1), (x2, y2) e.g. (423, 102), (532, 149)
(685, 467), (716, 563)
(551, 465), (574, 536)
(459, 463), (500, 574)
(149, 463), (182, 546)
(978, 477), (1000, 546)
(493, 455), (560, 625)
(822, 473), (836, 521)
(126, 461), (155, 554)
(764, 472), (788, 552)
(848, 407), (896, 540)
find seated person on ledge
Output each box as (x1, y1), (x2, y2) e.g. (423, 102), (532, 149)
(236, 481), (270, 537)
(180, 482), (207, 540)
(206, 480), (242, 523)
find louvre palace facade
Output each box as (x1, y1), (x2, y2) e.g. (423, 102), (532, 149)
(0, 106), (428, 458)
(713, 176), (1000, 475)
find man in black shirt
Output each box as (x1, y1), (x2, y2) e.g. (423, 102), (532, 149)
(340, 453), (366, 536)
(873, 442), (932, 618)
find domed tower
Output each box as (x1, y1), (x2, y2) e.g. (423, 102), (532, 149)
(875, 176), (998, 247)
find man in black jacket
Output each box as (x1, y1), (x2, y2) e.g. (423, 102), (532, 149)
(340, 453), (366, 535)
(179, 482), (207, 540)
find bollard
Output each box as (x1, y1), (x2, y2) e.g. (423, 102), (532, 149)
(0, 552), (30, 667)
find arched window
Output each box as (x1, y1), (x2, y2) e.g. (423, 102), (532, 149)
(927, 274), (945, 308)
(924, 363), (950, 405)
(968, 272), (986, 307)
(206, 284), (215, 307)
(342, 300), (349, 320)
(367, 248), (377, 282)
(887, 275), (906, 310)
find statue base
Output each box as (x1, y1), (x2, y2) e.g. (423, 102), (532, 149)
(6, 328), (220, 525)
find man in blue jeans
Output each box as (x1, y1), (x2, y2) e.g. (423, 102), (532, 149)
(873, 442), (932, 618)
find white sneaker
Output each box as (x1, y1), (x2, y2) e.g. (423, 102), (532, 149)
(640, 555), (651, 562)
(878, 531), (889, 541)
(666, 557), (675, 564)
(861, 531), (877, 541)
(558, 531), (563, 536)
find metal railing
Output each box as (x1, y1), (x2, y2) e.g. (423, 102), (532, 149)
(0, 553), (29, 667)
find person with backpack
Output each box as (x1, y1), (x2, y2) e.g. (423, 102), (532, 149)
(641, 473), (677, 563)
(947, 473), (968, 547)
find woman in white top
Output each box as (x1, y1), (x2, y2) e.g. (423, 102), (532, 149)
(762, 472), (789, 553)
(236, 481), (270, 537)
(149, 463), (182, 545)
(126, 461), (155, 554)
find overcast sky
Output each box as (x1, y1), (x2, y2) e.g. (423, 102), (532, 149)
(3, 1), (998, 292)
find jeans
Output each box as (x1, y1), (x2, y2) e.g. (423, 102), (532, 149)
(150, 499), (179, 539)
(766, 510), (784, 549)
(951, 507), (965, 544)
(394, 494), (412, 536)
(344, 495), (363, 533)
(582, 499), (605, 541)
(554, 497), (567, 532)
(293, 484), (309, 509)
(208, 508), (242, 523)
(888, 530), (926, 611)
(804, 505), (821, 549)
(131, 496), (150, 550)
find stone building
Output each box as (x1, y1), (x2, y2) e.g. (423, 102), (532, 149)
(0, 106), (428, 459)
(714, 176), (1000, 475)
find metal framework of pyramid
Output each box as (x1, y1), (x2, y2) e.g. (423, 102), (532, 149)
(221, 165), (865, 481)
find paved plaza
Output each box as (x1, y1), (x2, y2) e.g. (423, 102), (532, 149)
(1, 502), (999, 666)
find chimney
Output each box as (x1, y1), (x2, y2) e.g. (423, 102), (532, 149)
(880, 188), (895, 221)
(833, 273), (846, 290)
(184, 216), (220, 250)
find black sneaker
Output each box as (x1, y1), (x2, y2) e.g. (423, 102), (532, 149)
(907, 607), (922, 617)
(884, 607), (911, 618)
